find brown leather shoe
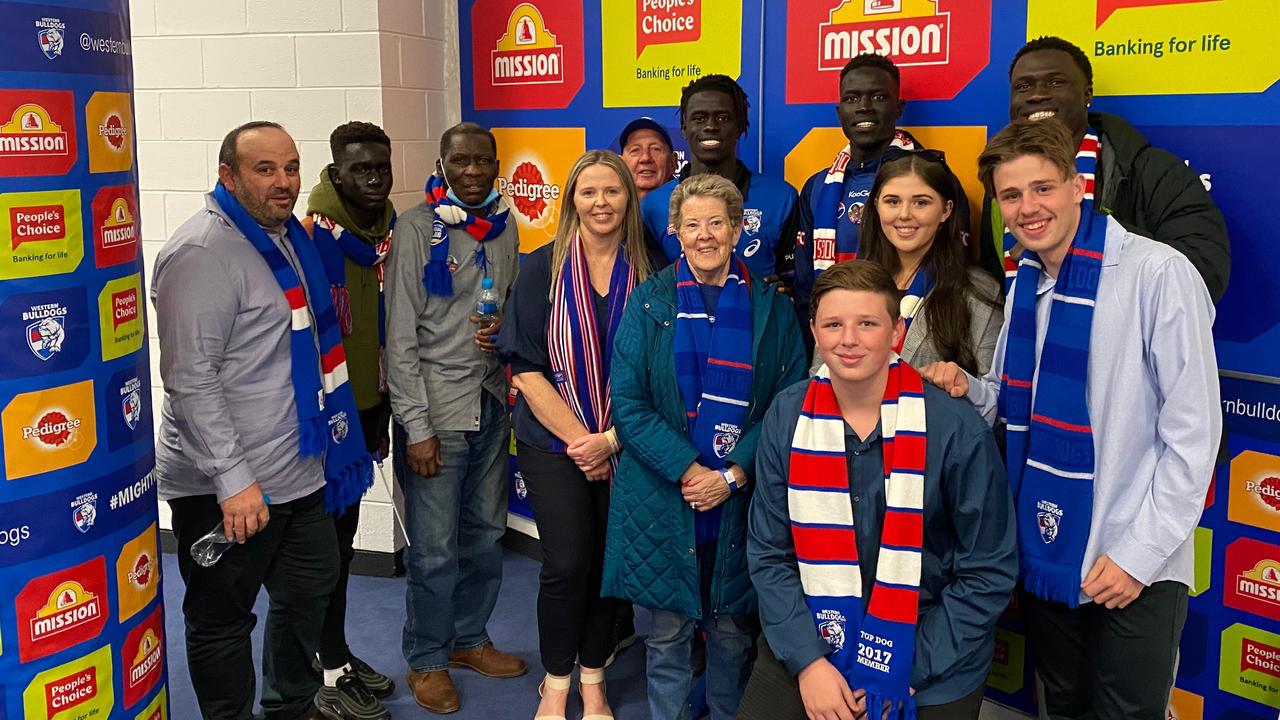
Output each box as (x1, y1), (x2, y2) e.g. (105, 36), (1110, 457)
(405, 668), (460, 714)
(447, 641), (528, 678)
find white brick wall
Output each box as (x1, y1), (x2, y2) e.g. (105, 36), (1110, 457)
(131, 0), (461, 554)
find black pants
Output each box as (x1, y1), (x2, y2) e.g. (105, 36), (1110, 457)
(170, 487), (338, 720)
(736, 637), (984, 720)
(1021, 581), (1188, 720)
(518, 440), (619, 675)
(317, 400), (391, 669)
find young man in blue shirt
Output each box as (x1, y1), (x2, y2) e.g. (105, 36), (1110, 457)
(922, 118), (1219, 719)
(739, 260), (1016, 720)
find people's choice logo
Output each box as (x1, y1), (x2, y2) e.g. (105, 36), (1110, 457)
(85, 91), (132, 173)
(785, 0), (990, 103)
(15, 557), (109, 663)
(636, 0), (701, 57)
(0, 90), (77, 176)
(97, 273), (145, 361)
(602, 0), (739, 107)
(2, 380), (97, 480)
(0, 189), (83, 280)
(21, 644), (115, 720)
(472, 0), (583, 109)
(1218, 623), (1280, 705)
(1027, 0), (1279, 95)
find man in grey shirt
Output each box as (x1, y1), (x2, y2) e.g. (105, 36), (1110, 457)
(385, 121), (525, 714)
(152, 121), (337, 720)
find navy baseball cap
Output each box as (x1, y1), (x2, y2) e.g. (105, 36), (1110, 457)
(618, 117), (673, 151)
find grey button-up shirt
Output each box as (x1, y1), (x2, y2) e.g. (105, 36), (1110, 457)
(384, 200), (519, 444)
(151, 194), (324, 505)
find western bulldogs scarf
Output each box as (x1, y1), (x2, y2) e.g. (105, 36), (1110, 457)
(812, 132), (916, 278)
(422, 173), (510, 297)
(674, 257), (753, 544)
(894, 268), (934, 355)
(1001, 130), (1100, 291)
(547, 236), (636, 459)
(788, 357), (926, 719)
(311, 213), (393, 338)
(212, 184), (374, 513)
(999, 172), (1106, 607)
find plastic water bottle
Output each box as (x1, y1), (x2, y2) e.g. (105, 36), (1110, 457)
(190, 525), (236, 567)
(475, 276), (501, 328)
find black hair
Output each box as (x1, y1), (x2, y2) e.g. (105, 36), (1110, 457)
(859, 153), (999, 376)
(678, 74), (750, 135)
(839, 53), (900, 88)
(440, 121), (497, 158)
(329, 121), (390, 159)
(1010, 36), (1093, 85)
(218, 120), (286, 170)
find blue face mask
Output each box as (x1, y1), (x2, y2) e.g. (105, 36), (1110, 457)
(447, 187), (499, 210)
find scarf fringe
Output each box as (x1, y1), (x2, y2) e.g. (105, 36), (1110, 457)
(298, 414), (326, 457)
(331, 285), (353, 336)
(423, 259), (454, 297)
(324, 452), (375, 514)
(865, 690), (917, 720)
(1021, 559), (1082, 608)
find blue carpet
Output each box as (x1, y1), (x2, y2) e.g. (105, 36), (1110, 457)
(161, 550), (654, 719)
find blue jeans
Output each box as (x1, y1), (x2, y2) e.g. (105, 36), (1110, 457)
(646, 609), (753, 720)
(398, 391), (510, 671)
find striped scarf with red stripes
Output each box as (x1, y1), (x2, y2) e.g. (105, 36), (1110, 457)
(999, 148), (1106, 606)
(1001, 129), (1100, 292)
(213, 183), (373, 513)
(422, 173), (510, 297)
(788, 357), (926, 719)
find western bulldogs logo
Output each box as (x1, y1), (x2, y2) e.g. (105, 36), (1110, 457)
(1036, 499), (1063, 544)
(71, 492), (97, 533)
(27, 315), (65, 360)
(121, 387), (141, 430)
(712, 422), (740, 459)
(816, 609), (846, 651)
(328, 410), (350, 444)
(514, 471), (528, 500)
(37, 17), (66, 60)
(742, 208), (762, 235)
(430, 219), (447, 246)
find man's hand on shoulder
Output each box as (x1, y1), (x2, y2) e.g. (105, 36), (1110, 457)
(220, 481), (270, 543)
(918, 361), (969, 398)
(798, 657), (864, 720)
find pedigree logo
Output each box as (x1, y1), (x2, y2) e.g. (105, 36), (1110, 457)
(491, 3), (563, 86)
(2, 379), (97, 480)
(472, 0), (582, 109)
(15, 557), (109, 663)
(0, 90), (76, 176)
(0, 189), (83, 281)
(785, 0), (989, 102)
(98, 273), (144, 361)
(1227, 450), (1280, 533)
(92, 185), (139, 268)
(85, 91), (133, 173)
(121, 606), (162, 707)
(115, 523), (159, 623)
(499, 161), (561, 222)
(1224, 537), (1280, 621)
(637, 0), (701, 57)
(21, 644), (114, 720)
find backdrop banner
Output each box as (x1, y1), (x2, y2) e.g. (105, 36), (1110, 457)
(460, 1), (1280, 717)
(0, 1), (166, 719)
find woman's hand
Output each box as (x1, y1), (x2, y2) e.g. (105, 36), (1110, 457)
(582, 461), (613, 482)
(681, 468), (731, 511)
(567, 433), (615, 472)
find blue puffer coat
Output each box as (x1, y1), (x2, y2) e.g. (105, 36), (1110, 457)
(602, 265), (806, 619)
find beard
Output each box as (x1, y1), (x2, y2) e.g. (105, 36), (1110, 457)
(234, 184), (297, 228)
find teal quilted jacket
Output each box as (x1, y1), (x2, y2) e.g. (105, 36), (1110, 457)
(602, 266), (806, 619)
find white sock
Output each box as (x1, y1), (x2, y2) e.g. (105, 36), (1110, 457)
(323, 662), (352, 687)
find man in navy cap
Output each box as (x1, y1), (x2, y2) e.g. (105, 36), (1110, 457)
(620, 117), (678, 201)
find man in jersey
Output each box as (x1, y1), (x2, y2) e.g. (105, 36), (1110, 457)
(793, 53), (978, 351)
(640, 74), (799, 284)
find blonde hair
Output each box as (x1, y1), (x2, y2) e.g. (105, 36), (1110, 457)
(549, 150), (651, 295)
(668, 173), (744, 230)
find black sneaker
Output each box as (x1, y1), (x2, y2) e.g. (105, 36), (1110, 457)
(348, 653), (395, 699)
(314, 673), (391, 720)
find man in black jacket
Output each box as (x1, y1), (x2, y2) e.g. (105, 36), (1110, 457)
(980, 36), (1230, 301)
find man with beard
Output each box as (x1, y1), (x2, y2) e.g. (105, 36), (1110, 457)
(154, 121), (372, 720)
(302, 121), (396, 720)
(640, 74), (799, 283)
(794, 54), (978, 356)
(981, 36), (1229, 300)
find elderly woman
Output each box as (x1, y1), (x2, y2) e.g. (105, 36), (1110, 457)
(498, 150), (657, 720)
(603, 174), (807, 720)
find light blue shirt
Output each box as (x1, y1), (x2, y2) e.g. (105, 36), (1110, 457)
(965, 215), (1219, 604)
